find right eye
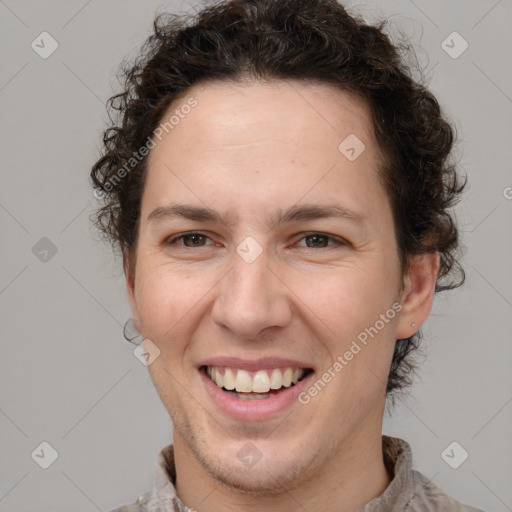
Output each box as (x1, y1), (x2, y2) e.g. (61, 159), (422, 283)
(164, 232), (215, 248)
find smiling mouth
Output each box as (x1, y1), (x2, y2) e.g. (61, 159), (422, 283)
(200, 365), (314, 400)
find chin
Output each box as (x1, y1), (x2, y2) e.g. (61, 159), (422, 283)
(206, 458), (307, 496)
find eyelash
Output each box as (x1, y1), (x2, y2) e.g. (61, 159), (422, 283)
(164, 231), (347, 251)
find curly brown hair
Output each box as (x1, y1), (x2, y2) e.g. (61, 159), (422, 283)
(89, 0), (466, 399)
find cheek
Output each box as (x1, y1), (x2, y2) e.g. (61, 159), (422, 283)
(294, 263), (400, 389)
(298, 263), (396, 328)
(134, 265), (198, 343)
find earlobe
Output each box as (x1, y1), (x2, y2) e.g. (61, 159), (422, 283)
(396, 252), (440, 339)
(124, 260), (141, 333)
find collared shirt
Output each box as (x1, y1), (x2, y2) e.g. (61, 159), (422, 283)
(110, 435), (485, 512)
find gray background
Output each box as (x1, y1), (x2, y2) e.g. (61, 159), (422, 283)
(1, 0), (511, 511)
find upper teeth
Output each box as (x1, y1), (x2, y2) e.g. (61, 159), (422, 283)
(207, 366), (306, 392)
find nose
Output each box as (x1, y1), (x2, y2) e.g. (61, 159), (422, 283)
(211, 248), (292, 338)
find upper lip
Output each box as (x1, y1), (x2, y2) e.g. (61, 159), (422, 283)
(199, 356), (314, 371)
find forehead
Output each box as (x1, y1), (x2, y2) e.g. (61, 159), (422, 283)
(141, 79), (388, 228)
(150, 78), (376, 158)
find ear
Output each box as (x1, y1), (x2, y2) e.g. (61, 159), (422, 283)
(124, 258), (141, 333)
(396, 251), (440, 339)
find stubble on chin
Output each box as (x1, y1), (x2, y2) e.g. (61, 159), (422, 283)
(171, 409), (325, 497)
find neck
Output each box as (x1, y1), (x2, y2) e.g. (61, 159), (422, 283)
(173, 424), (391, 512)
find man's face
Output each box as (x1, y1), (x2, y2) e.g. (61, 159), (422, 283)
(127, 80), (409, 492)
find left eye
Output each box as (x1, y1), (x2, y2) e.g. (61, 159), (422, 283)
(296, 233), (341, 249)
(165, 232), (343, 249)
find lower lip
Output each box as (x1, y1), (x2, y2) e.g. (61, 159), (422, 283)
(200, 368), (314, 421)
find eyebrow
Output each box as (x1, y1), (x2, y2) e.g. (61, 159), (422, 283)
(146, 203), (366, 228)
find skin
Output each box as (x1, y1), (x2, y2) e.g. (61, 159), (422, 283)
(126, 79), (439, 512)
